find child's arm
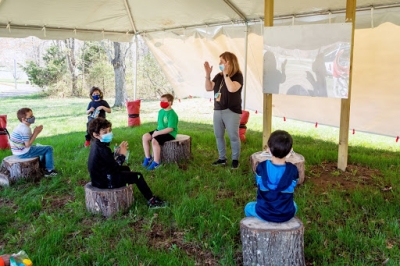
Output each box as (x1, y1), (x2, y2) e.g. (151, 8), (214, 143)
(86, 107), (95, 114)
(97, 106), (111, 113)
(152, 128), (173, 137)
(25, 125), (43, 147)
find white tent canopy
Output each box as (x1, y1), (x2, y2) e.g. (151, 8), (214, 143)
(1, 0), (400, 137)
(1, 0), (400, 41)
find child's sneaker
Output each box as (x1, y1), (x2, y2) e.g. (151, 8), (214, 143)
(84, 140), (90, 147)
(148, 196), (167, 209)
(142, 156), (153, 167)
(44, 169), (58, 177)
(146, 161), (160, 170)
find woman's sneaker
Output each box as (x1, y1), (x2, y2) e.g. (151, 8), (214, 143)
(147, 196), (167, 209)
(212, 159), (226, 166)
(44, 169), (58, 177)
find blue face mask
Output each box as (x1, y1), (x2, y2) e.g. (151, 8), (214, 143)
(100, 132), (113, 143)
(26, 116), (35, 124)
(92, 95), (100, 101)
(219, 64), (224, 71)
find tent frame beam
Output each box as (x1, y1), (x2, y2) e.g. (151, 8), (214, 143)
(122, 0), (137, 34)
(338, 0), (356, 171)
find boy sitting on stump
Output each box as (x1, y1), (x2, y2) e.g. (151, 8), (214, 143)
(245, 130), (299, 222)
(87, 117), (166, 208)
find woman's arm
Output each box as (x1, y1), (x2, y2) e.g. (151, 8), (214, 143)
(224, 75), (242, 93)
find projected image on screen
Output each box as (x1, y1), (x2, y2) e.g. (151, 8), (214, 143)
(263, 24), (351, 98)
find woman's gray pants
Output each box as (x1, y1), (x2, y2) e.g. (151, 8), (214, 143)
(213, 109), (241, 161)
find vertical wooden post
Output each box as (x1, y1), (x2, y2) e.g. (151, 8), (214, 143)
(263, 0), (274, 150)
(338, 0), (356, 171)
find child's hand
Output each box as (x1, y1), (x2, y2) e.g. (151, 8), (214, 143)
(119, 141), (128, 156)
(33, 125), (43, 134)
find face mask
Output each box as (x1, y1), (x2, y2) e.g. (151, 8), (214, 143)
(219, 64), (224, 71)
(100, 132), (113, 143)
(160, 102), (170, 109)
(92, 95), (100, 101)
(26, 116), (35, 124)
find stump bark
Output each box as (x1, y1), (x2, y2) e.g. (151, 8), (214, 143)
(240, 216), (305, 266)
(161, 134), (191, 163)
(84, 182), (134, 217)
(250, 151), (305, 185)
(0, 156), (42, 186)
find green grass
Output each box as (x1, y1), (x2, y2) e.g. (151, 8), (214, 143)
(0, 94), (399, 265)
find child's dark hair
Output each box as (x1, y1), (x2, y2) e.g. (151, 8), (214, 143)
(17, 108), (32, 122)
(161, 93), (174, 105)
(267, 130), (293, 159)
(89, 86), (104, 100)
(88, 117), (112, 139)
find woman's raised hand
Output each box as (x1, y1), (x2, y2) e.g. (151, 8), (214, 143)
(204, 61), (213, 76)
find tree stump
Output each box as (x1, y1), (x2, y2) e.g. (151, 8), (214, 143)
(0, 156), (42, 186)
(240, 216), (305, 266)
(84, 182), (134, 217)
(160, 134), (191, 163)
(250, 151), (305, 185)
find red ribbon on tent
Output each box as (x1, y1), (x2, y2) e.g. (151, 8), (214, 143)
(315, 122), (318, 128)
(396, 136), (399, 142)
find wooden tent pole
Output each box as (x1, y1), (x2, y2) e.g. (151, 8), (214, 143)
(338, 0), (356, 171)
(263, 0), (274, 150)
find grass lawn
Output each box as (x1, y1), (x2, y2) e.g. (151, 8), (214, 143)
(0, 94), (399, 265)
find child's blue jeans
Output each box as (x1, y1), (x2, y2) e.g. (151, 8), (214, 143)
(244, 201), (298, 222)
(18, 145), (55, 171)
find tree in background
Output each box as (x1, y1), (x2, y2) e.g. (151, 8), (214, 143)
(64, 38), (79, 96)
(22, 44), (66, 89)
(80, 42), (114, 96)
(102, 41), (132, 107)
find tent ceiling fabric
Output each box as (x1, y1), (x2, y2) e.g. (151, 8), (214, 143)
(0, 0), (400, 41)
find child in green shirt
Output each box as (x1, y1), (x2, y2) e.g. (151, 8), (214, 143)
(142, 93), (179, 170)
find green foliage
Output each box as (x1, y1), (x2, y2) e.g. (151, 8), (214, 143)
(80, 42), (106, 74)
(22, 45), (67, 88)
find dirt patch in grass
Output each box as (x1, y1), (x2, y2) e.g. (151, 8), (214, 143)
(306, 161), (390, 193)
(143, 216), (220, 265)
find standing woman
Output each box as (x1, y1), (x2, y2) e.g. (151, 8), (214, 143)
(204, 51), (243, 169)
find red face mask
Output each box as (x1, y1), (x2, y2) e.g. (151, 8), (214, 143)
(160, 101), (169, 109)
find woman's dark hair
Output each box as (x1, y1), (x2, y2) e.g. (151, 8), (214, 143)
(267, 130), (293, 159)
(88, 117), (112, 139)
(89, 86), (104, 100)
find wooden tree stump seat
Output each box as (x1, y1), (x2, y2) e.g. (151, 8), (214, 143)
(0, 155), (42, 186)
(250, 151), (305, 185)
(84, 182), (134, 217)
(240, 216), (305, 266)
(160, 134), (191, 163)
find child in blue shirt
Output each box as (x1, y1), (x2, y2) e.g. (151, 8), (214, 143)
(245, 130), (298, 222)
